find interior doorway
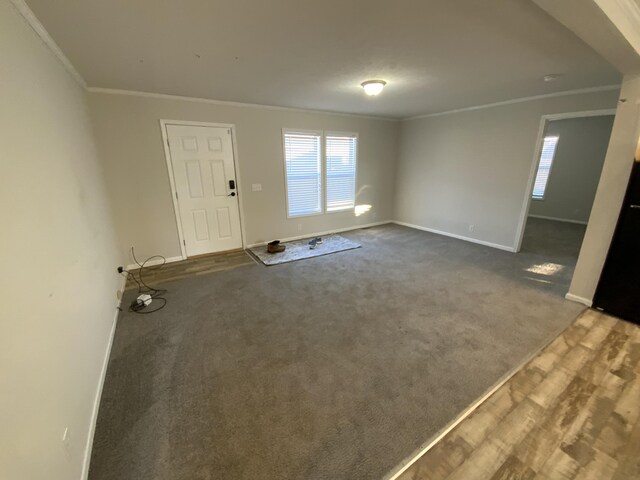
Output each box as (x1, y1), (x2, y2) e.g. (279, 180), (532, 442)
(594, 157), (640, 324)
(515, 110), (616, 294)
(161, 121), (244, 258)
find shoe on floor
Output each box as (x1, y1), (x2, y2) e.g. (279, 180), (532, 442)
(267, 240), (285, 254)
(316, 237), (323, 244)
(309, 238), (317, 249)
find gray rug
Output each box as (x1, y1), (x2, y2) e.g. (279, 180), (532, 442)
(249, 234), (361, 265)
(89, 221), (585, 480)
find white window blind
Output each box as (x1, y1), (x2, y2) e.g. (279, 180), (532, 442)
(532, 136), (559, 200)
(325, 134), (357, 212)
(284, 131), (322, 217)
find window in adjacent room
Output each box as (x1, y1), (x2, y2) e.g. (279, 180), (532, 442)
(532, 135), (559, 200)
(283, 130), (358, 217)
(283, 130), (323, 217)
(325, 133), (357, 212)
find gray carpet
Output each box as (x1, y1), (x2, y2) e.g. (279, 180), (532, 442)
(89, 219), (586, 480)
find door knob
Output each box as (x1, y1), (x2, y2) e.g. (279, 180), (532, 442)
(228, 192), (236, 197)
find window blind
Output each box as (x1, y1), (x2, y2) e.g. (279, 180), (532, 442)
(532, 136), (559, 199)
(325, 135), (357, 211)
(284, 132), (322, 217)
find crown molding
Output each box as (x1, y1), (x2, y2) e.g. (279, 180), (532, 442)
(592, 0), (640, 60)
(10, 0), (87, 88)
(7, 0), (623, 123)
(403, 84), (621, 121)
(86, 87), (399, 122)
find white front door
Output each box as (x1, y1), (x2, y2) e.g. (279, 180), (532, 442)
(166, 124), (242, 256)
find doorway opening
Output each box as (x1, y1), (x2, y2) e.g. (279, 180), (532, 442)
(515, 110), (616, 296)
(593, 156), (640, 324)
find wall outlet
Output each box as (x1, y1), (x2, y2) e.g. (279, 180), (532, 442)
(468, 224), (475, 232)
(251, 183), (262, 192)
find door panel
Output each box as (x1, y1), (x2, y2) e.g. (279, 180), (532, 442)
(209, 160), (227, 197)
(166, 124), (242, 256)
(192, 210), (210, 241)
(216, 207), (232, 238)
(208, 137), (223, 151)
(593, 160), (640, 324)
(181, 136), (198, 151)
(185, 160), (204, 198)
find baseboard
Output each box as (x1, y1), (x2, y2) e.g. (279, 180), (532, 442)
(527, 214), (588, 225)
(125, 255), (183, 271)
(81, 274), (127, 479)
(392, 221), (515, 252)
(245, 221), (391, 248)
(565, 292), (593, 307)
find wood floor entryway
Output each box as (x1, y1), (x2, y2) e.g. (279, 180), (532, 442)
(396, 309), (640, 480)
(125, 249), (255, 290)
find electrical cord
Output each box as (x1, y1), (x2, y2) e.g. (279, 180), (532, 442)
(119, 247), (168, 314)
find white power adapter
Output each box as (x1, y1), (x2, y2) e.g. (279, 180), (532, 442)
(136, 294), (152, 307)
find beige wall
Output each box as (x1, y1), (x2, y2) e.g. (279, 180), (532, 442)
(529, 115), (615, 223)
(395, 90), (619, 250)
(569, 74), (640, 302)
(87, 92), (399, 261)
(0, 1), (122, 479)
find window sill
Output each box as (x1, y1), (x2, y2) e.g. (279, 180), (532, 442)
(287, 211), (324, 219)
(326, 207), (355, 214)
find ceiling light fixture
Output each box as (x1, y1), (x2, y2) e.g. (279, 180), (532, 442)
(361, 80), (386, 96)
(543, 74), (561, 82)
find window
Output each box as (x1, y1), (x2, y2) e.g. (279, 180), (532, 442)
(532, 135), (559, 200)
(325, 134), (357, 212)
(283, 130), (358, 217)
(283, 130), (322, 217)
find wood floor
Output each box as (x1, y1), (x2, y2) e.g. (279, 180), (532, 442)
(396, 309), (640, 480)
(125, 249), (255, 290)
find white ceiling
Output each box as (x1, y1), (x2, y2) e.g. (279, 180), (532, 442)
(24, 0), (621, 119)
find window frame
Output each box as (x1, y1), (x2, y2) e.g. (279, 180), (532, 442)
(282, 128), (325, 219)
(324, 131), (358, 214)
(532, 135), (560, 201)
(282, 129), (359, 218)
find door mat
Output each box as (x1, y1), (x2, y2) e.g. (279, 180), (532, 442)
(249, 235), (361, 266)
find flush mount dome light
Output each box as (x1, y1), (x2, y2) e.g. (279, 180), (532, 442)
(361, 80), (386, 96)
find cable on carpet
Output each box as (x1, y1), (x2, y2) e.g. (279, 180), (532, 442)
(118, 247), (168, 314)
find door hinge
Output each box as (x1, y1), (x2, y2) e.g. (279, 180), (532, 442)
(175, 191), (179, 200)
(183, 239), (186, 246)
(227, 129), (231, 135)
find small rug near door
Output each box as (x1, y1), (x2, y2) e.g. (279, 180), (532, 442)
(249, 235), (361, 266)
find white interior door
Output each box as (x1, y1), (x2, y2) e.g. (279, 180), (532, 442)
(166, 124), (242, 256)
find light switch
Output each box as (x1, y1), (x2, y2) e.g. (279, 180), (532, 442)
(252, 184), (262, 192)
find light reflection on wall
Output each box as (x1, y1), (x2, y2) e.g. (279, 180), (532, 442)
(355, 204), (372, 217)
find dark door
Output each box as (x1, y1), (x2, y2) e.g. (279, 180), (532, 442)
(594, 160), (640, 324)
